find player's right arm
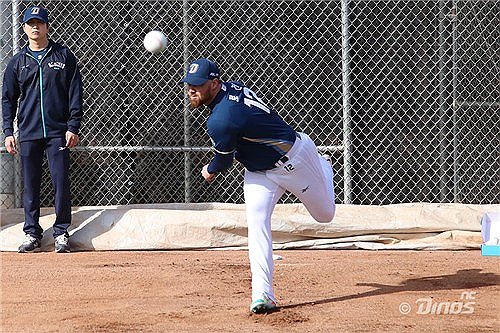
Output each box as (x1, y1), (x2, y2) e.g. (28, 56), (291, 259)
(4, 136), (17, 155)
(202, 151), (234, 183)
(204, 110), (239, 179)
(202, 164), (217, 182)
(2, 58), (20, 155)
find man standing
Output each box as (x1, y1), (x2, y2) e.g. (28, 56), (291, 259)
(181, 58), (335, 313)
(2, 6), (83, 253)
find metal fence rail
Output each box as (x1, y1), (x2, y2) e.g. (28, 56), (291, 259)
(0, 0), (498, 209)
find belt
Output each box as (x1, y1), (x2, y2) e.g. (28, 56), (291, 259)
(275, 155), (289, 166)
(273, 132), (301, 168)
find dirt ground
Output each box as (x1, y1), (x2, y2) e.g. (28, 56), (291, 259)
(1, 250), (498, 333)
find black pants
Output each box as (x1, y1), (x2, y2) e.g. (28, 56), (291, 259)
(20, 137), (71, 239)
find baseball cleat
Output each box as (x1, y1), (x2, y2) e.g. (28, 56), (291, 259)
(54, 234), (71, 253)
(18, 234), (41, 253)
(250, 294), (277, 314)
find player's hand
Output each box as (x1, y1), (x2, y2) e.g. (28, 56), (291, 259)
(202, 164), (217, 183)
(5, 136), (17, 155)
(65, 131), (79, 148)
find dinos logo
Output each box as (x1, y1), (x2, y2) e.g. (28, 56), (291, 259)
(48, 62), (65, 70)
(188, 63), (199, 73)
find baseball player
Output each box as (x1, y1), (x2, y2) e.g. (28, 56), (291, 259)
(181, 58), (335, 314)
(2, 6), (83, 253)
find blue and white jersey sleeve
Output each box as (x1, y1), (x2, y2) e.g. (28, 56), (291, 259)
(208, 116), (237, 156)
(206, 104), (240, 174)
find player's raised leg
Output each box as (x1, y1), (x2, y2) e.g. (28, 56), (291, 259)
(267, 133), (335, 223)
(292, 134), (335, 222)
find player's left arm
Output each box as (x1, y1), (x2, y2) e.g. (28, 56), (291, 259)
(66, 50), (83, 137)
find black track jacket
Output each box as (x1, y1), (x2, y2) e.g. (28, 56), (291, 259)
(2, 40), (83, 142)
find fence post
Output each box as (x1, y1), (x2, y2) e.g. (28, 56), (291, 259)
(182, 0), (191, 203)
(341, 0), (353, 204)
(11, 0), (21, 208)
(439, 0), (460, 203)
(451, 0), (459, 203)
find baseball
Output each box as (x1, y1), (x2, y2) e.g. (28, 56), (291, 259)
(143, 30), (168, 54)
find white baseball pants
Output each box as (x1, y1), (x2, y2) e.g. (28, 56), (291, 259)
(243, 132), (336, 303)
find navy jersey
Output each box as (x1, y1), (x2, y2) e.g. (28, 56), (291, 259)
(207, 81), (296, 172)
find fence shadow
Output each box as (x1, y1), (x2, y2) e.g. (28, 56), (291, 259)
(279, 269), (499, 311)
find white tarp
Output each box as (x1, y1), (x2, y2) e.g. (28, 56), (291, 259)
(1, 202), (498, 251)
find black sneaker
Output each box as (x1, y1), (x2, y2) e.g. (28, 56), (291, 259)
(18, 234), (41, 253)
(55, 234), (70, 253)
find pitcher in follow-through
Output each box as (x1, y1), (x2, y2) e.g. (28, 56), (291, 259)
(181, 58), (335, 314)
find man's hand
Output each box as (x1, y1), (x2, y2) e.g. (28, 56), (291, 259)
(5, 136), (17, 155)
(202, 164), (217, 183)
(65, 131), (79, 148)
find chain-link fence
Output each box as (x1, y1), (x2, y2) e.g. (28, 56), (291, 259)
(0, 0), (498, 209)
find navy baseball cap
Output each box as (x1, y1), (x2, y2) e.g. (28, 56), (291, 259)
(181, 58), (220, 86)
(23, 6), (49, 24)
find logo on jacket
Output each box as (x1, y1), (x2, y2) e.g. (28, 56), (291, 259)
(48, 62), (65, 70)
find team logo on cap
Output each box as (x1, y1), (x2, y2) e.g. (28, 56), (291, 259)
(188, 64), (199, 74)
(31, 7), (40, 14)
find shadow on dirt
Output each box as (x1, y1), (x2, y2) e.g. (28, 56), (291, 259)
(280, 269), (499, 310)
